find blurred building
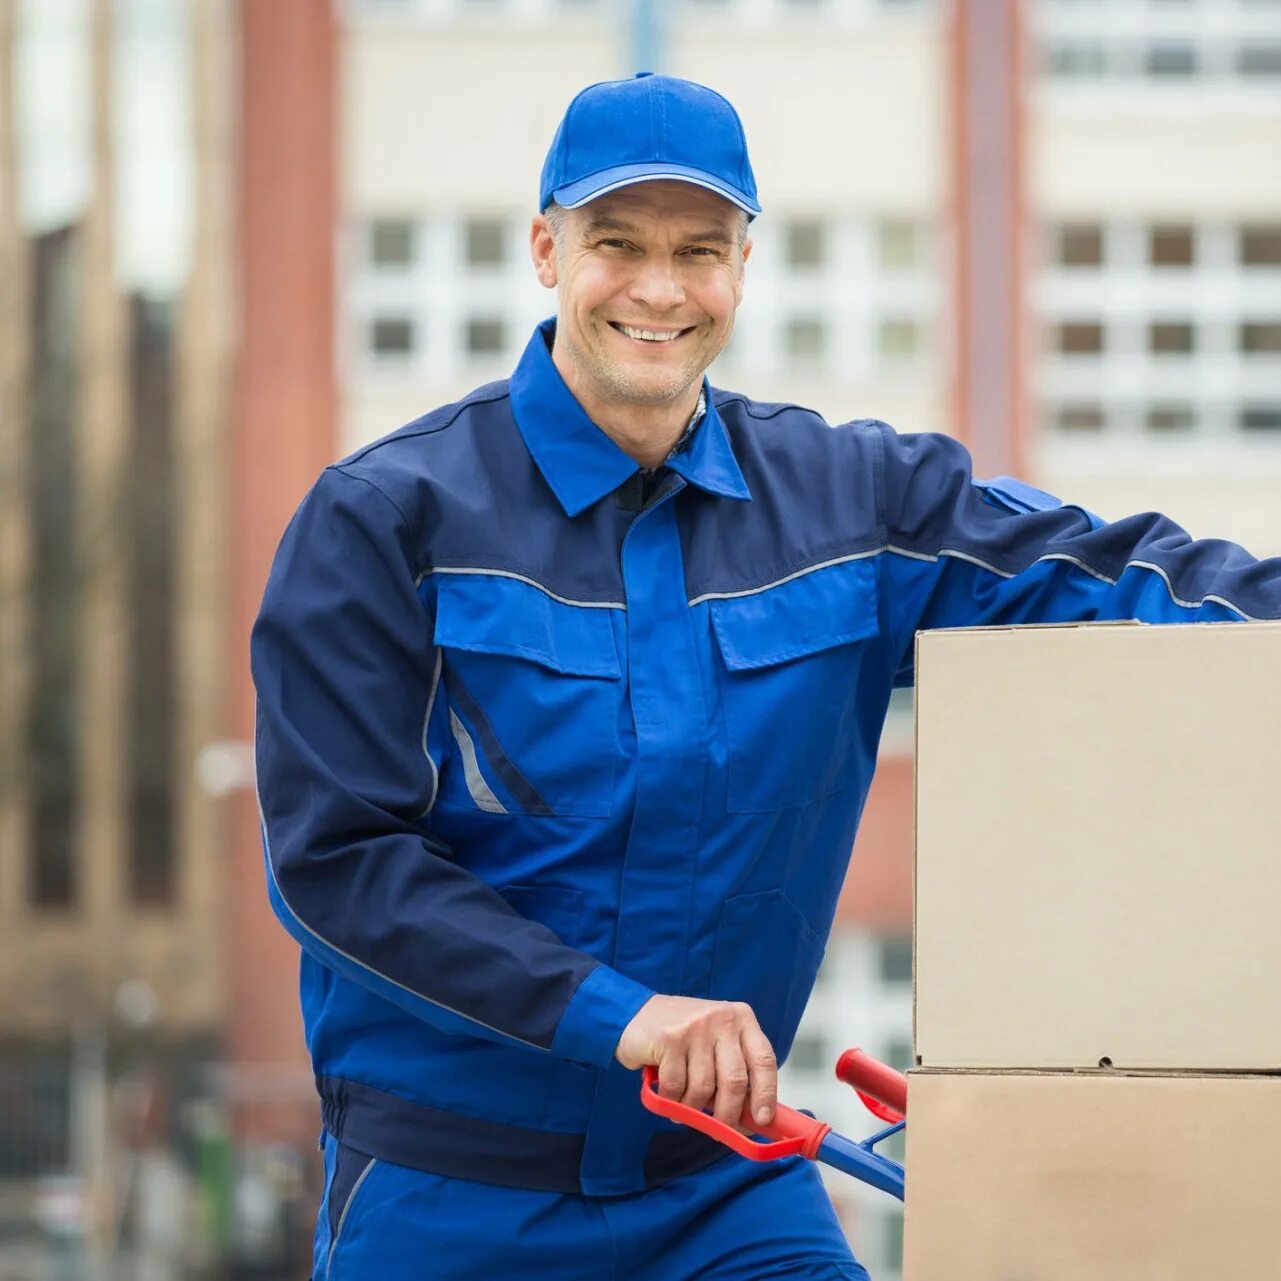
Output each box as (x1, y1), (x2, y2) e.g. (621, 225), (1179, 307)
(0, 0), (323, 1273)
(2, 0), (234, 1179)
(1029, 0), (1281, 549)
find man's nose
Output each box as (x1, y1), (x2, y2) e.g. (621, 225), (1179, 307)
(628, 256), (686, 311)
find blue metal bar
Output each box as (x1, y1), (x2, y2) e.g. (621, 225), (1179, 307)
(816, 1132), (906, 1202)
(630, 0), (663, 74)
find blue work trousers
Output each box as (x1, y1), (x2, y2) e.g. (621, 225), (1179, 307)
(312, 1135), (870, 1280)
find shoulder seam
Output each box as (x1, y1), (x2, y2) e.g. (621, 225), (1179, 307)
(328, 465), (420, 570)
(712, 393), (826, 425)
(342, 386), (511, 465)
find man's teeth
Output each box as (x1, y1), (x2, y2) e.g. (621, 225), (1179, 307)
(618, 324), (682, 343)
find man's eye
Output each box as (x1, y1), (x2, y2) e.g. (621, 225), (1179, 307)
(599, 239), (632, 250)
(686, 246), (720, 257)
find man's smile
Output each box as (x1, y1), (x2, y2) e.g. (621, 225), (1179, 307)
(608, 321), (698, 345)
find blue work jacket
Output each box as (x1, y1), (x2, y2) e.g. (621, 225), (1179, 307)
(252, 319), (1281, 1197)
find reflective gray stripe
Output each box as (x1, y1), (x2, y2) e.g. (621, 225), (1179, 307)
(417, 649), (443, 818)
(687, 543), (1263, 623)
(257, 788), (547, 1054)
(887, 545), (1262, 622)
(415, 565), (625, 610)
(449, 709), (507, 813)
(687, 549), (883, 606)
(327, 1156), (377, 1278)
(446, 673), (554, 816)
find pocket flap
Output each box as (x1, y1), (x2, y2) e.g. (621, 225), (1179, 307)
(709, 556), (879, 671)
(977, 476), (1062, 515)
(433, 572), (621, 679)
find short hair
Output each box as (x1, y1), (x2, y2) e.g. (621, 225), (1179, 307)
(543, 199), (750, 251)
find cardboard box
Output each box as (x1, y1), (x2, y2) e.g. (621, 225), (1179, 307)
(913, 621), (1281, 1071)
(902, 1070), (1281, 1281)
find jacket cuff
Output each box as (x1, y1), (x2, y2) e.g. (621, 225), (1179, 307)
(551, 964), (654, 1068)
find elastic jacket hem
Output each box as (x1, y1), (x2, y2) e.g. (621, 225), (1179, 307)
(318, 1075), (730, 1195)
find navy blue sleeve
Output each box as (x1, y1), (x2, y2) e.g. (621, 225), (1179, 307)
(251, 466), (652, 1067)
(872, 425), (1281, 683)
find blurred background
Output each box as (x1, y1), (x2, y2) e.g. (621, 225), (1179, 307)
(0, 0), (1278, 1276)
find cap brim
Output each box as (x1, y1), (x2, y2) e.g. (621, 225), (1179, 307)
(551, 162), (761, 217)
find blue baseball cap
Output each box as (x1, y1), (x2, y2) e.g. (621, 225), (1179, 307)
(539, 73), (761, 219)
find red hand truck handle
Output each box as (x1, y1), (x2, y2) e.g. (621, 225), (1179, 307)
(835, 1048), (907, 1124)
(639, 1065), (831, 1162)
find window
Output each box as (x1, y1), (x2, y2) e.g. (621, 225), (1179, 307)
(1145, 43), (1198, 77)
(126, 296), (178, 907)
(28, 228), (82, 910)
(466, 317), (506, 356)
(371, 316), (415, 355)
(1055, 402), (1105, 432)
(877, 219), (919, 271)
(1241, 322), (1281, 355)
(1238, 44), (1281, 77)
(465, 217), (506, 268)
(370, 218), (414, 267)
(878, 935), (913, 984)
(1241, 405), (1281, 431)
(788, 1033), (826, 1073)
(785, 315), (826, 361)
(878, 318), (921, 359)
(784, 220), (825, 268)
(0, 1046), (72, 1178)
(1149, 225), (1194, 268)
(1045, 41), (1107, 77)
(1240, 225), (1281, 266)
(1055, 322), (1104, 355)
(1149, 321), (1195, 355)
(1146, 403), (1197, 433)
(1055, 223), (1103, 268)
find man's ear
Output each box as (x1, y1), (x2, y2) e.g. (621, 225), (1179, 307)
(732, 236), (752, 305)
(530, 216), (559, 289)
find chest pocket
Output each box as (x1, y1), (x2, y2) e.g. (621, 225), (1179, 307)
(709, 557), (880, 813)
(432, 573), (623, 818)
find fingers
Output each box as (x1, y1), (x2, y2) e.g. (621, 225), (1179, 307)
(682, 1040), (716, 1113)
(711, 1035), (750, 1127)
(616, 995), (777, 1129)
(740, 1020), (778, 1127)
(657, 1044), (687, 1102)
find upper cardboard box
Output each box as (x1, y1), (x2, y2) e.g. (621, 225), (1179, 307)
(913, 620), (1281, 1072)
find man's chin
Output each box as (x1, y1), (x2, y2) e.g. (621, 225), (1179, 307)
(602, 358), (705, 406)
(612, 379), (697, 408)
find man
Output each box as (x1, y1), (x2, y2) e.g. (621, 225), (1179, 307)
(252, 75), (1281, 1279)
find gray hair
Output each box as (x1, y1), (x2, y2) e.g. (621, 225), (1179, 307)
(543, 199), (750, 252)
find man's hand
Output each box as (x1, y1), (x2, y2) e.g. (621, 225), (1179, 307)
(616, 994), (777, 1128)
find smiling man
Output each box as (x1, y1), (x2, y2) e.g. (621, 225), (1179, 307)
(252, 74), (1281, 1280)
(533, 180), (750, 468)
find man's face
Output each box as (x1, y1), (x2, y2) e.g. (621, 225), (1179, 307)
(531, 180), (751, 410)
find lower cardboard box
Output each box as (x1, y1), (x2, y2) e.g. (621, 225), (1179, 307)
(902, 1069), (1281, 1281)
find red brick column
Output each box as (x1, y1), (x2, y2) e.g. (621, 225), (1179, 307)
(228, 0), (337, 1136)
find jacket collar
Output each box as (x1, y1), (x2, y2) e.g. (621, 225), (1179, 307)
(509, 319), (751, 518)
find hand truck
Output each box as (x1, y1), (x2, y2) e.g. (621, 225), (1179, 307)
(640, 1048), (907, 1201)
